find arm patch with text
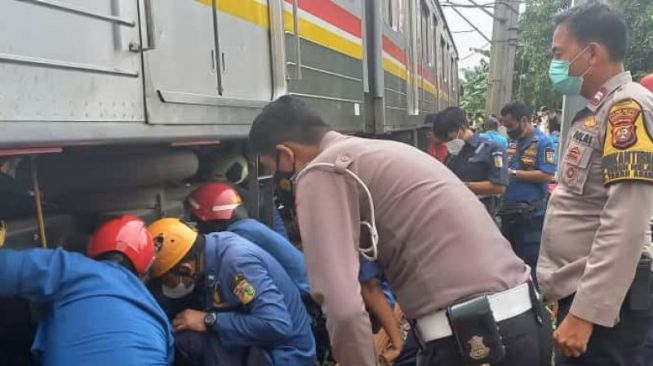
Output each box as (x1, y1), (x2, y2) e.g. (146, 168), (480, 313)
(602, 99), (653, 185)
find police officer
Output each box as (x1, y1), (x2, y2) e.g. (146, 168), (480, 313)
(498, 101), (556, 285)
(148, 218), (316, 366)
(186, 182), (310, 298)
(186, 182), (405, 364)
(0, 216), (174, 365)
(433, 106), (509, 215)
(248, 95), (552, 366)
(537, 3), (653, 365)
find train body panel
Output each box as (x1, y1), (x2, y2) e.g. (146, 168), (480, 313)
(0, 0), (459, 148)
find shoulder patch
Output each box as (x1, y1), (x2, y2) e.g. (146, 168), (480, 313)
(603, 99), (653, 185)
(545, 147), (555, 164)
(493, 152), (504, 168)
(232, 274), (256, 305)
(608, 99), (641, 149)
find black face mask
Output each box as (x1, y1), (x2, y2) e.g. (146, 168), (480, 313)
(273, 153), (296, 212)
(508, 125), (524, 140)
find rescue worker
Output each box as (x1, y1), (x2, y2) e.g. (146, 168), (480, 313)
(186, 182), (310, 297)
(434, 107), (509, 215)
(537, 3), (653, 365)
(147, 218), (316, 366)
(0, 215), (174, 365)
(480, 117), (508, 149)
(499, 101), (556, 285)
(186, 182), (404, 364)
(248, 95), (552, 366)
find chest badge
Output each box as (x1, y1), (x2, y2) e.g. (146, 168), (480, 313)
(583, 117), (597, 129)
(468, 336), (491, 360)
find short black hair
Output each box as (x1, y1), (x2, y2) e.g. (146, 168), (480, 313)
(483, 117), (499, 131)
(432, 107), (468, 140)
(553, 1), (627, 61)
(249, 96), (331, 154)
(501, 102), (532, 121)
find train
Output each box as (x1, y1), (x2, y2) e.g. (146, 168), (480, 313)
(0, 0), (460, 362)
(0, 0), (460, 247)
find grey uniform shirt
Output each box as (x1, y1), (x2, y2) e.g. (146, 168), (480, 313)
(538, 72), (653, 327)
(296, 131), (529, 366)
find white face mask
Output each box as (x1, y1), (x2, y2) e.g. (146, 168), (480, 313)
(162, 280), (195, 299)
(446, 138), (465, 155)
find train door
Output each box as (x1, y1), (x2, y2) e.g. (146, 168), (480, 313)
(139, 0), (285, 125)
(0, 0), (144, 123)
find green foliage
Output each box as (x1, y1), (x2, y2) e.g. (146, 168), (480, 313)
(610, 0), (653, 81)
(513, 0), (570, 111)
(460, 58), (489, 116)
(511, 0), (653, 110)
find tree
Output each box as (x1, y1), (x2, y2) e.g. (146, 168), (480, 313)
(460, 58), (490, 119)
(512, 0), (570, 111)
(512, 0), (653, 111)
(610, 0), (653, 81)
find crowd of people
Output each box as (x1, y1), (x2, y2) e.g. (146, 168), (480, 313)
(0, 1), (652, 366)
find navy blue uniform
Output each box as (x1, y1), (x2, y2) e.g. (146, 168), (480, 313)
(0, 248), (174, 366)
(501, 129), (556, 285)
(446, 134), (509, 215)
(197, 232), (315, 366)
(227, 218), (310, 298)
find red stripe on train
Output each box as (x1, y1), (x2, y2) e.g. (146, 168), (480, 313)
(286, 0), (362, 38)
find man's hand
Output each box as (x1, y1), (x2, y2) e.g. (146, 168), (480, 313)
(173, 309), (208, 333)
(553, 313), (594, 357)
(380, 344), (402, 365)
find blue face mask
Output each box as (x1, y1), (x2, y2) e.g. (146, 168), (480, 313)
(549, 46), (592, 96)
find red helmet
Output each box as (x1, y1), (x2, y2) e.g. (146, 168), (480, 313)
(641, 74), (653, 93)
(186, 183), (244, 221)
(87, 215), (155, 275)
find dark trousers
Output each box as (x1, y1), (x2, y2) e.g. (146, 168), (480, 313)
(417, 299), (552, 366)
(634, 325), (653, 366)
(556, 295), (653, 366)
(174, 331), (270, 366)
(501, 214), (545, 287)
(395, 331), (419, 366)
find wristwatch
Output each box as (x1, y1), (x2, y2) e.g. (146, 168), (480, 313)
(510, 169), (518, 177)
(204, 312), (217, 328)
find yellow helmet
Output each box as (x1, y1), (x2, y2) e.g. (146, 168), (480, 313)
(147, 218), (198, 278)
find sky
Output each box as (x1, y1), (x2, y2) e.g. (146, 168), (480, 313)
(441, 1), (526, 76)
(442, 2), (494, 73)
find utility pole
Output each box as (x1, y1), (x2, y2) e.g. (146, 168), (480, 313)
(485, 0), (520, 115)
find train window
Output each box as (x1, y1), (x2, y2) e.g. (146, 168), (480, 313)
(385, 0), (404, 33)
(420, 8), (428, 63)
(441, 38), (448, 85)
(396, 0), (406, 33)
(428, 16), (435, 66)
(384, 0), (393, 27)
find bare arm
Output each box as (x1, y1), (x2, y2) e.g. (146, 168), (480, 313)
(467, 181), (507, 195)
(512, 169), (554, 184)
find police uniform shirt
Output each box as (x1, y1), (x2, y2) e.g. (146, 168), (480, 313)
(538, 72), (653, 327)
(446, 134), (508, 213)
(504, 128), (557, 203)
(295, 132), (530, 366)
